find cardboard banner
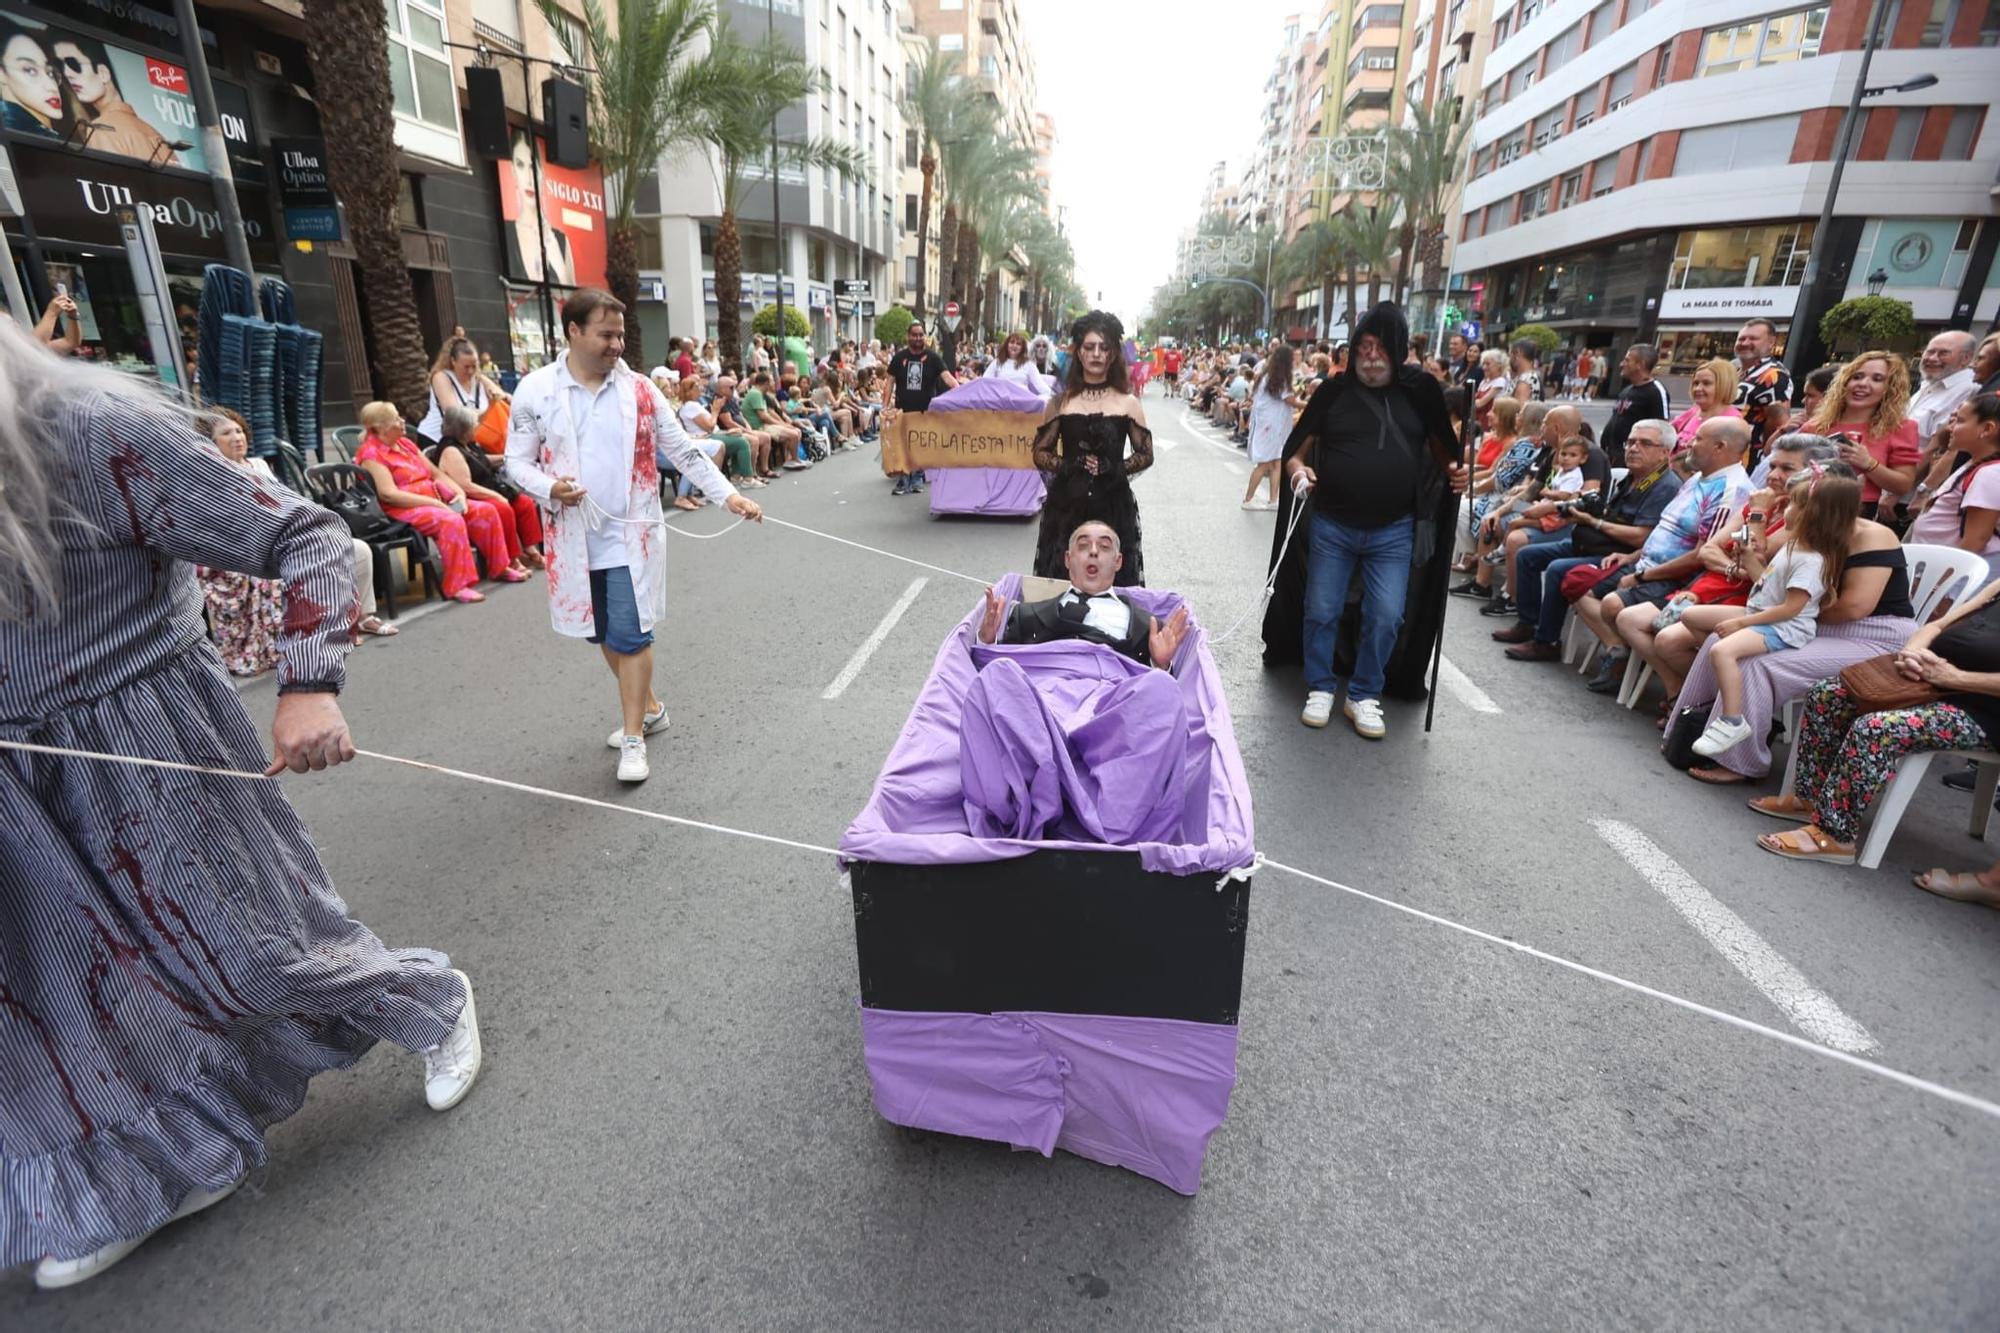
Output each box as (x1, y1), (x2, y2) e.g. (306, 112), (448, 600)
(882, 409), (1041, 474)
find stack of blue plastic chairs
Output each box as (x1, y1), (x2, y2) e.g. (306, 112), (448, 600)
(261, 277), (325, 461)
(199, 268), (325, 460)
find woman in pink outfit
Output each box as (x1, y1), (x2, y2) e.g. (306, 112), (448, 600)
(355, 401), (526, 602)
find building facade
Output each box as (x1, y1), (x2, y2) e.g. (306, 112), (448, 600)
(1450, 0), (2000, 381)
(647, 0), (904, 358)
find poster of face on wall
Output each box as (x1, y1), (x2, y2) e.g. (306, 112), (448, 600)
(0, 9), (215, 169)
(498, 129), (607, 292)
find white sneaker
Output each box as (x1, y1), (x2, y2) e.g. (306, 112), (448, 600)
(1345, 697), (1386, 740)
(1301, 690), (1335, 728)
(34, 1179), (241, 1289)
(616, 734), (650, 782)
(422, 968), (483, 1111)
(607, 700), (669, 748)
(1692, 714), (1752, 758)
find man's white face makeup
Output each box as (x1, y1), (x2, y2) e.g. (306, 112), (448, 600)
(1064, 525), (1122, 595)
(1354, 335), (1392, 388)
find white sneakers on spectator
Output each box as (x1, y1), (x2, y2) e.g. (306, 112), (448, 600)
(616, 735), (650, 782)
(1692, 713), (1752, 758)
(606, 700), (668, 749)
(1301, 690), (1335, 728)
(33, 1180), (241, 1289)
(422, 968), (483, 1111)
(1345, 697), (1386, 740)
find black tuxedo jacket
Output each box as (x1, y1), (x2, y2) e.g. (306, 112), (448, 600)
(1001, 591), (1153, 664)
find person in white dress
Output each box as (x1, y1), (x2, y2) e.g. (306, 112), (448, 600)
(1244, 343), (1305, 509)
(983, 331), (1056, 402)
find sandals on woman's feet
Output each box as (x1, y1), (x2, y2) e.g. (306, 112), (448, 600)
(1912, 869), (2000, 908)
(1756, 824), (1855, 864)
(355, 614), (399, 637)
(1747, 793), (1813, 821)
(1688, 765), (1748, 785)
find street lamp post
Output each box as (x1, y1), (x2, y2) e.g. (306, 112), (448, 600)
(768, 0), (786, 369)
(1783, 0), (1938, 376)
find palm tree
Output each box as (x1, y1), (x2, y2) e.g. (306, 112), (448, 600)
(1277, 218), (1347, 340)
(538, 0), (729, 371)
(1387, 97), (1474, 297)
(303, 0), (429, 415)
(900, 47), (964, 320)
(942, 129), (1038, 330)
(690, 23), (868, 365)
(1336, 201), (1399, 312)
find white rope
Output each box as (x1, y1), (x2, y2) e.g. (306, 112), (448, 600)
(8, 732), (1998, 1122)
(1207, 484), (1310, 645)
(1255, 853), (2000, 1124)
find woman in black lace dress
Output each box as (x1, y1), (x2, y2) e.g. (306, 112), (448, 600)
(1032, 311), (1156, 585)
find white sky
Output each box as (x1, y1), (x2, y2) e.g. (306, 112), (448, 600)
(1020, 0), (1298, 326)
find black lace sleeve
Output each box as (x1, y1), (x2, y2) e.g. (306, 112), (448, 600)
(1032, 403), (1064, 476)
(1124, 397), (1154, 478)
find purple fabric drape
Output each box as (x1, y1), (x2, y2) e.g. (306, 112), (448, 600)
(859, 1006), (1240, 1195)
(1669, 616), (1920, 776)
(926, 379), (1047, 414)
(925, 467), (1047, 515)
(838, 577), (1255, 875)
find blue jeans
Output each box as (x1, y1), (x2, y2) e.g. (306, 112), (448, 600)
(1304, 512), (1415, 700)
(1514, 538), (1588, 644)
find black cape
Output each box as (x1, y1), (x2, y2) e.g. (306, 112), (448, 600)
(1260, 365), (1461, 699)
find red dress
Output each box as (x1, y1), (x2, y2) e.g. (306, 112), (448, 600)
(356, 432), (510, 596)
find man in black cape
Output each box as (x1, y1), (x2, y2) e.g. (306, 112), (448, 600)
(1261, 302), (1466, 733)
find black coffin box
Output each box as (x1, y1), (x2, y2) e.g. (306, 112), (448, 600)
(850, 849), (1251, 1024)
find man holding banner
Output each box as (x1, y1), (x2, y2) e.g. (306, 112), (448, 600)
(885, 320), (957, 496)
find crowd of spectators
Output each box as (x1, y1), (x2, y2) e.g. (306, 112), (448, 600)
(1469, 319), (2000, 901)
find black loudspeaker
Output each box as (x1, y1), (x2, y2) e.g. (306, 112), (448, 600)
(465, 66), (510, 160)
(541, 77), (588, 168)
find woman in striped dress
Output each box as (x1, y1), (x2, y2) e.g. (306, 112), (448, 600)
(0, 324), (484, 1288)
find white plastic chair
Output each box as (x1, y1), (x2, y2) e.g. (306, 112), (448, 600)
(1618, 655), (1656, 709)
(1853, 749), (2000, 869)
(1609, 467), (1629, 488)
(1777, 547), (1992, 793)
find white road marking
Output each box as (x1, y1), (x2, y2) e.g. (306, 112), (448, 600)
(1593, 819), (1881, 1054)
(821, 576), (929, 700)
(1435, 655), (1503, 714)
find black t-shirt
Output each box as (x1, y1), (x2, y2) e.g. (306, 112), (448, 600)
(1937, 598), (2000, 742)
(888, 348), (947, 412)
(1598, 377), (1670, 469)
(1311, 383), (1426, 529)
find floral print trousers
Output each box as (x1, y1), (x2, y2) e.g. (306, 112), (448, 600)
(1793, 678), (1990, 842)
(197, 567), (284, 676)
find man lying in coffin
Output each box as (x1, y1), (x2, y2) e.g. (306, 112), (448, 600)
(975, 521), (1189, 667)
(963, 521), (1195, 846)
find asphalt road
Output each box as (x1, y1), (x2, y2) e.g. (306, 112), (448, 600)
(9, 386), (1998, 1330)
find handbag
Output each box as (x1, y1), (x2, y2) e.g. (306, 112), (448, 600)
(1662, 704), (1712, 771)
(472, 397), (510, 453)
(1838, 653), (1941, 715)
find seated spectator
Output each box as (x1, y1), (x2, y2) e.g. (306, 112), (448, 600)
(1574, 416), (1755, 692)
(743, 371), (804, 471)
(198, 409), (395, 662)
(428, 404), (542, 571)
(1976, 332), (2000, 396)
(670, 375), (738, 507)
(1756, 366), (1840, 485)
(713, 375), (774, 483)
(1905, 395), (2000, 578)
(416, 335), (509, 446)
(1496, 423), (1680, 661)
(1460, 404), (1580, 614)
(1808, 349), (1921, 519)
(1670, 358), (1742, 445)
(1474, 396), (1521, 478)
(1485, 430), (1610, 617)
(1749, 573), (2000, 864)
(1473, 348), (1511, 429)
(1688, 470), (1861, 759)
(1622, 436), (1820, 706)
(355, 401), (519, 603)
(1668, 456), (1915, 784)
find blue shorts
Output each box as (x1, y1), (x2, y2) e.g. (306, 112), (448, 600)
(587, 565), (653, 655)
(1753, 624), (1793, 652)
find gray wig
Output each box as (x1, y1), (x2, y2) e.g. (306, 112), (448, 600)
(0, 314), (191, 622)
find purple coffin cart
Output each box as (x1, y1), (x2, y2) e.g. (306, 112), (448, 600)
(922, 379), (1047, 518)
(840, 577), (1255, 1194)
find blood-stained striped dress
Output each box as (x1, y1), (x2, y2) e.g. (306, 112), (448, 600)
(0, 389), (465, 1268)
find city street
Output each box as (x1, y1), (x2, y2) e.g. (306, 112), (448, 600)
(8, 388), (1997, 1329)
